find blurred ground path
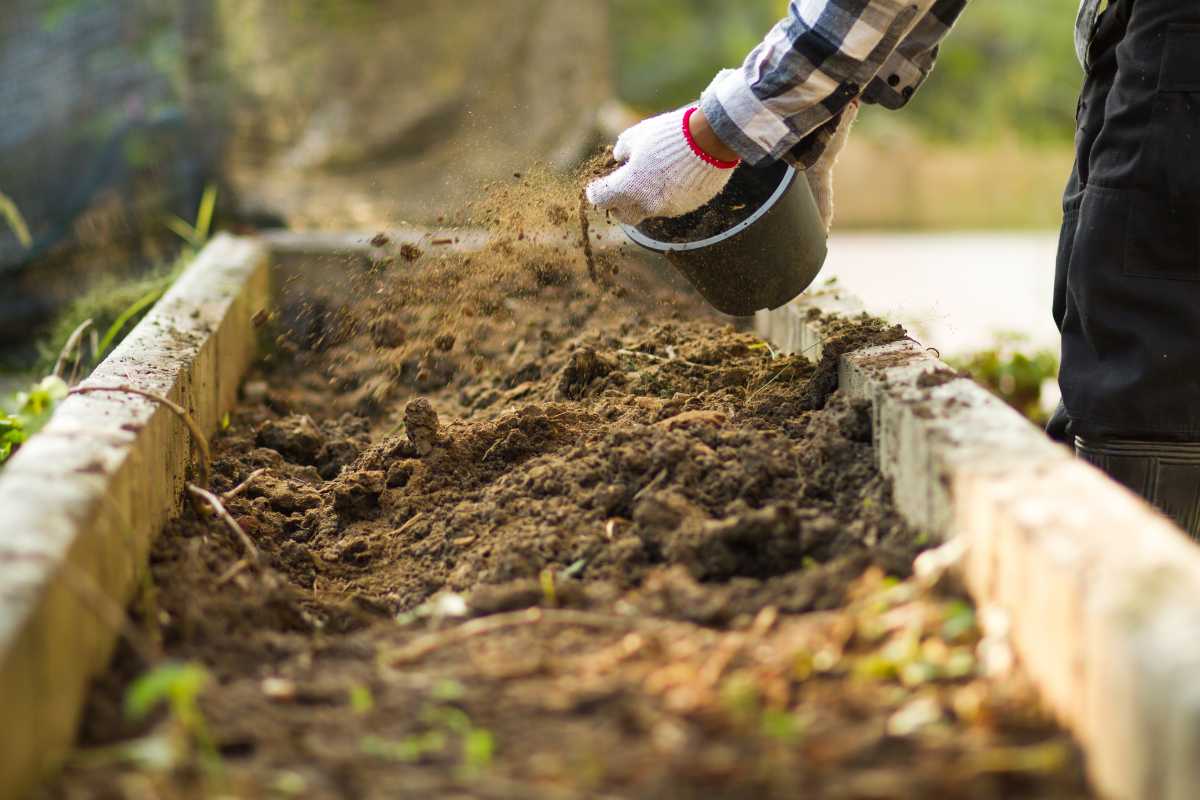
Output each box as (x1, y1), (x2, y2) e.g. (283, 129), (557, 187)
(823, 232), (1061, 358)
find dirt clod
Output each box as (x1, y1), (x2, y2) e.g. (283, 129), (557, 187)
(256, 414), (324, 464)
(403, 398), (440, 456)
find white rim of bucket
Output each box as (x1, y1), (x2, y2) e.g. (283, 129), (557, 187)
(619, 165), (797, 253)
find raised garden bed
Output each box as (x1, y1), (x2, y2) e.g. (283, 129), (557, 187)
(8, 227), (1200, 800)
(33, 232), (1091, 799)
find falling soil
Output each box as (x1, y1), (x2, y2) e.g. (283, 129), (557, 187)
(45, 166), (1091, 800)
(578, 147), (618, 284)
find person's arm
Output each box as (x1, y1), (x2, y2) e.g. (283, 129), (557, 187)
(701, 0), (967, 167)
(589, 0), (967, 226)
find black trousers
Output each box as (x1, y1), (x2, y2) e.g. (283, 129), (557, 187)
(1049, 0), (1200, 443)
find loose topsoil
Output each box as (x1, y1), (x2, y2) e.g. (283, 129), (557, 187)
(639, 160), (789, 244)
(46, 173), (1091, 800)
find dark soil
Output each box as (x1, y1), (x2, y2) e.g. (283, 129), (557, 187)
(44, 187), (1091, 799)
(640, 160), (789, 244)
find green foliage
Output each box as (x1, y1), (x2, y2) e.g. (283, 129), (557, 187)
(0, 376), (69, 464)
(95, 284), (171, 362)
(950, 335), (1059, 424)
(611, 0), (780, 111)
(0, 191), (32, 249)
(36, 270), (178, 375)
(360, 680), (494, 777)
(163, 184), (217, 250)
(36, 185), (218, 374)
(124, 661), (223, 778)
(124, 661), (209, 722)
(612, 0), (1081, 144)
(348, 683), (375, 716)
(902, 0), (1082, 144)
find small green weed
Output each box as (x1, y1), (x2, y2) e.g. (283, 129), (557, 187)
(360, 679), (494, 777)
(163, 184), (217, 250)
(950, 333), (1058, 424)
(0, 190), (32, 248)
(123, 661), (223, 780)
(0, 375), (68, 463)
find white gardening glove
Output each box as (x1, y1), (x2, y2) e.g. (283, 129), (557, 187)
(805, 100), (859, 234)
(586, 106), (739, 226)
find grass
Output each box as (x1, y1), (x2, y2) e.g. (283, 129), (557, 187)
(35, 185), (219, 374)
(0, 190), (32, 248)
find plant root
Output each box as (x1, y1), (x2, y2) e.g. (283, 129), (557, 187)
(222, 468), (268, 501)
(187, 484), (260, 566)
(382, 608), (678, 667)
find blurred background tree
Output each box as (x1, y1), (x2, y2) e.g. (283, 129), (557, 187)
(612, 0), (1080, 144)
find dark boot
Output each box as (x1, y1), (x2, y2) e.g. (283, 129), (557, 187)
(1075, 437), (1200, 539)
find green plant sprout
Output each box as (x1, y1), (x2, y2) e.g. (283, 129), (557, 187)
(164, 184), (217, 251)
(0, 190), (32, 249)
(0, 375), (69, 463)
(124, 661), (224, 780)
(94, 284), (170, 360)
(360, 679), (494, 777)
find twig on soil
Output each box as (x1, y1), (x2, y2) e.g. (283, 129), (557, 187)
(187, 484), (260, 566)
(507, 340), (524, 367)
(53, 318), (94, 381)
(617, 348), (709, 370)
(479, 437), (504, 463)
(383, 608), (652, 666)
(396, 512), (426, 536)
(69, 385), (211, 486)
(632, 468), (669, 503)
(222, 468), (267, 501)
(215, 558), (252, 586)
(747, 364), (792, 403)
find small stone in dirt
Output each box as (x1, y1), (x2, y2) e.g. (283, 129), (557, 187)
(404, 398), (440, 456)
(256, 415), (325, 464)
(434, 334), (456, 352)
(399, 243), (422, 262)
(370, 232), (389, 247)
(557, 347), (614, 400)
(369, 316), (406, 348)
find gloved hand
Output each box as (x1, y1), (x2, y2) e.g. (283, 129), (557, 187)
(585, 106), (740, 226)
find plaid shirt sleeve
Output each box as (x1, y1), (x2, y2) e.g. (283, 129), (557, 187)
(699, 0), (968, 168)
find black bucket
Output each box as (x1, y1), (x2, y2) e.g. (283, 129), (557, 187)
(620, 161), (827, 316)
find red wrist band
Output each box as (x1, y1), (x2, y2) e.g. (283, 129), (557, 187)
(682, 107), (740, 169)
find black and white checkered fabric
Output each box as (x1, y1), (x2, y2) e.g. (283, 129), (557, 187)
(700, 0), (968, 168)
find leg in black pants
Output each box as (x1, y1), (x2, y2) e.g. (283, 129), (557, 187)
(1050, 0), (1200, 536)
